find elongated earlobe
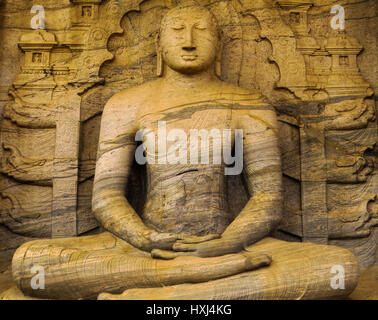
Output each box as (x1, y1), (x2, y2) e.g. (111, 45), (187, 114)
(157, 49), (163, 77)
(215, 48), (222, 78)
(156, 34), (164, 77)
(215, 31), (223, 78)
(215, 59), (221, 78)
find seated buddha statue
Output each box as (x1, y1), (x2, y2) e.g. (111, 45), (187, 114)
(1, 3), (359, 300)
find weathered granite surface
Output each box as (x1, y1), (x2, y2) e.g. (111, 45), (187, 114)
(0, 0), (376, 299)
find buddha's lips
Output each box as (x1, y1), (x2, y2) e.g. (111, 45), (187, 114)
(181, 54), (198, 61)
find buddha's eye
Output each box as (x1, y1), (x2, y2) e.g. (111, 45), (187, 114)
(172, 25), (185, 30)
(194, 24), (207, 30)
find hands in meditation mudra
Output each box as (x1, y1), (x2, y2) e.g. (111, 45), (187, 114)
(5, 3), (359, 300)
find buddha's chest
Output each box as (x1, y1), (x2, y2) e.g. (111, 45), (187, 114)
(143, 164), (231, 235)
(138, 99), (233, 130)
(137, 105), (235, 235)
(138, 107), (234, 160)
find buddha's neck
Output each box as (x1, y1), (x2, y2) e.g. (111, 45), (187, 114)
(164, 67), (216, 89)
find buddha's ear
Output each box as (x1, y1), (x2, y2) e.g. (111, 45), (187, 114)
(156, 33), (164, 77)
(215, 50), (222, 78)
(215, 32), (223, 79)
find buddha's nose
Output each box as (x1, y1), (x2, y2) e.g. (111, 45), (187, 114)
(182, 28), (196, 51)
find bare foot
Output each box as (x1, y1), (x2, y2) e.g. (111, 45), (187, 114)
(98, 250), (272, 300)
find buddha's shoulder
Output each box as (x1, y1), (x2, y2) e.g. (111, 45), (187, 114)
(217, 81), (269, 106)
(105, 80), (161, 110)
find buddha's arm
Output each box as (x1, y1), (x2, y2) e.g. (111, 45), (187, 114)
(92, 96), (155, 251)
(220, 108), (283, 250)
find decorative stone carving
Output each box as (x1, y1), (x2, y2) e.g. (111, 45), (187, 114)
(325, 31), (373, 98)
(71, 0), (103, 28)
(0, 0), (148, 241)
(0, 143), (53, 185)
(13, 30), (57, 90)
(3, 90), (59, 129)
(0, 183), (52, 237)
(324, 98), (375, 130)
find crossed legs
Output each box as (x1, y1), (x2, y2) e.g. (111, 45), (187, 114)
(10, 232), (270, 300)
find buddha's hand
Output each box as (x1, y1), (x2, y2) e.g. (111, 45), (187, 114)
(151, 238), (272, 272)
(143, 230), (220, 252)
(151, 236), (247, 259)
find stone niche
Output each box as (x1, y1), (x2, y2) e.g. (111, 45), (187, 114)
(0, 0), (376, 273)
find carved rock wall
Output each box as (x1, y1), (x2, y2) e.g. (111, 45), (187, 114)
(0, 0), (377, 267)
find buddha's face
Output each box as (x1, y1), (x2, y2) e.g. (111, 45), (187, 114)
(159, 6), (219, 75)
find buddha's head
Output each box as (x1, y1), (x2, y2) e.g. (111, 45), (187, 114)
(157, 3), (221, 76)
